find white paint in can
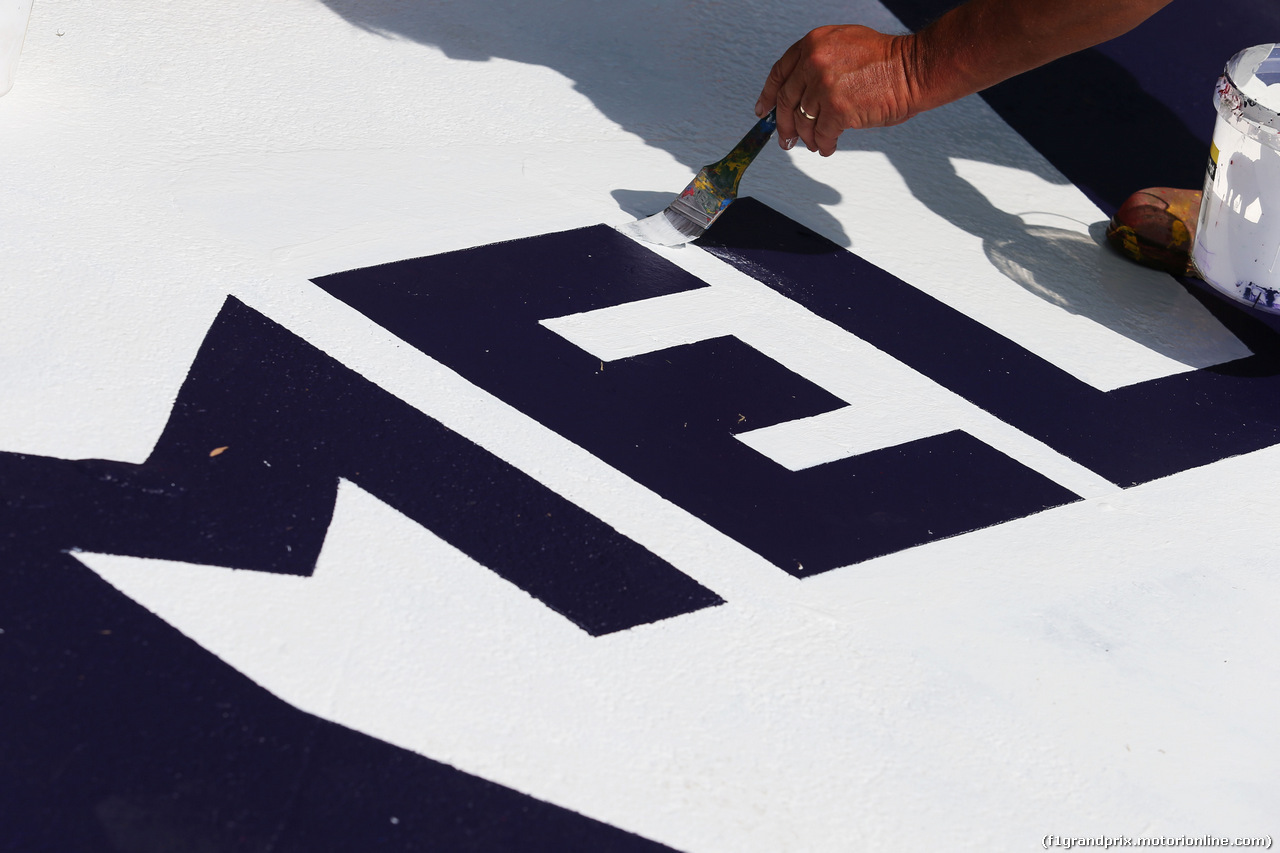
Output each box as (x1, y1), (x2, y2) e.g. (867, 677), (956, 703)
(1192, 43), (1280, 312)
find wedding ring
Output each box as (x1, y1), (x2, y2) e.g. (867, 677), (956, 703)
(798, 105), (817, 120)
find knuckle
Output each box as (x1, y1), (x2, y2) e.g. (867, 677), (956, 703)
(808, 50), (837, 76)
(799, 29), (824, 50)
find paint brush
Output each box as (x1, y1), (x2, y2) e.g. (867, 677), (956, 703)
(624, 108), (777, 246)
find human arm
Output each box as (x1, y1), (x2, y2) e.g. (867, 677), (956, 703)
(754, 0), (1175, 155)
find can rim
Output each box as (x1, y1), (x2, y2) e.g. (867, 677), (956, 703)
(1214, 70), (1280, 151)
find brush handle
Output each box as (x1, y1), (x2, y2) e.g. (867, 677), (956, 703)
(673, 109), (778, 227)
(704, 108), (777, 197)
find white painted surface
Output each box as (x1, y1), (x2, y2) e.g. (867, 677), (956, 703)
(0, 0), (1250, 465)
(546, 239), (1120, 499)
(76, 452), (1280, 850)
(4, 0), (1277, 848)
(0, 0), (31, 95)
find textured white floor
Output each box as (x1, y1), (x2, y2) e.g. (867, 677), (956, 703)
(4, 1), (1277, 849)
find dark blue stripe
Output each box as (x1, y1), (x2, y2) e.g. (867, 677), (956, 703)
(316, 223), (1080, 574)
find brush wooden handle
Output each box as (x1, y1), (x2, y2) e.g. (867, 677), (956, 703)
(673, 109), (779, 227)
(705, 108), (777, 197)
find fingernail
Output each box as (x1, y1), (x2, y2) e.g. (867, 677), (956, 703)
(754, 101), (765, 118)
(783, 136), (797, 150)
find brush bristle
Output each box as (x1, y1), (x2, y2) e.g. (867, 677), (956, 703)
(619, 210), (698, 247)
(660, 205), (709, 241)
(620, 200), (712, 247)
(620, 177), (728, 247)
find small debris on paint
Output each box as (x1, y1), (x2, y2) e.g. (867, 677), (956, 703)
(210, 446), (229, 457)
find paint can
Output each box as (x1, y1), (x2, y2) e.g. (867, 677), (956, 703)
(1192, 43), (1280, 312)
(0, 0), (32, 96)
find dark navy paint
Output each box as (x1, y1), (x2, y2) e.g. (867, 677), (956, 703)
(0, 298), (720, 637)
(1, 297), (701, 850)
(0, 549), (675, 853)
(315, 224), (1079, 576)
(699, 198), (1280, 487)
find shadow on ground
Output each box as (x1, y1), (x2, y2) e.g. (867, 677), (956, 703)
(314, 0), (1256, 359)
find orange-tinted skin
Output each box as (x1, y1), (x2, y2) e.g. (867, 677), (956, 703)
(755, 0), (1176, 156)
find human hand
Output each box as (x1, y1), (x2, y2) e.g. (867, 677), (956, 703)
(754, 25), (920, 156)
